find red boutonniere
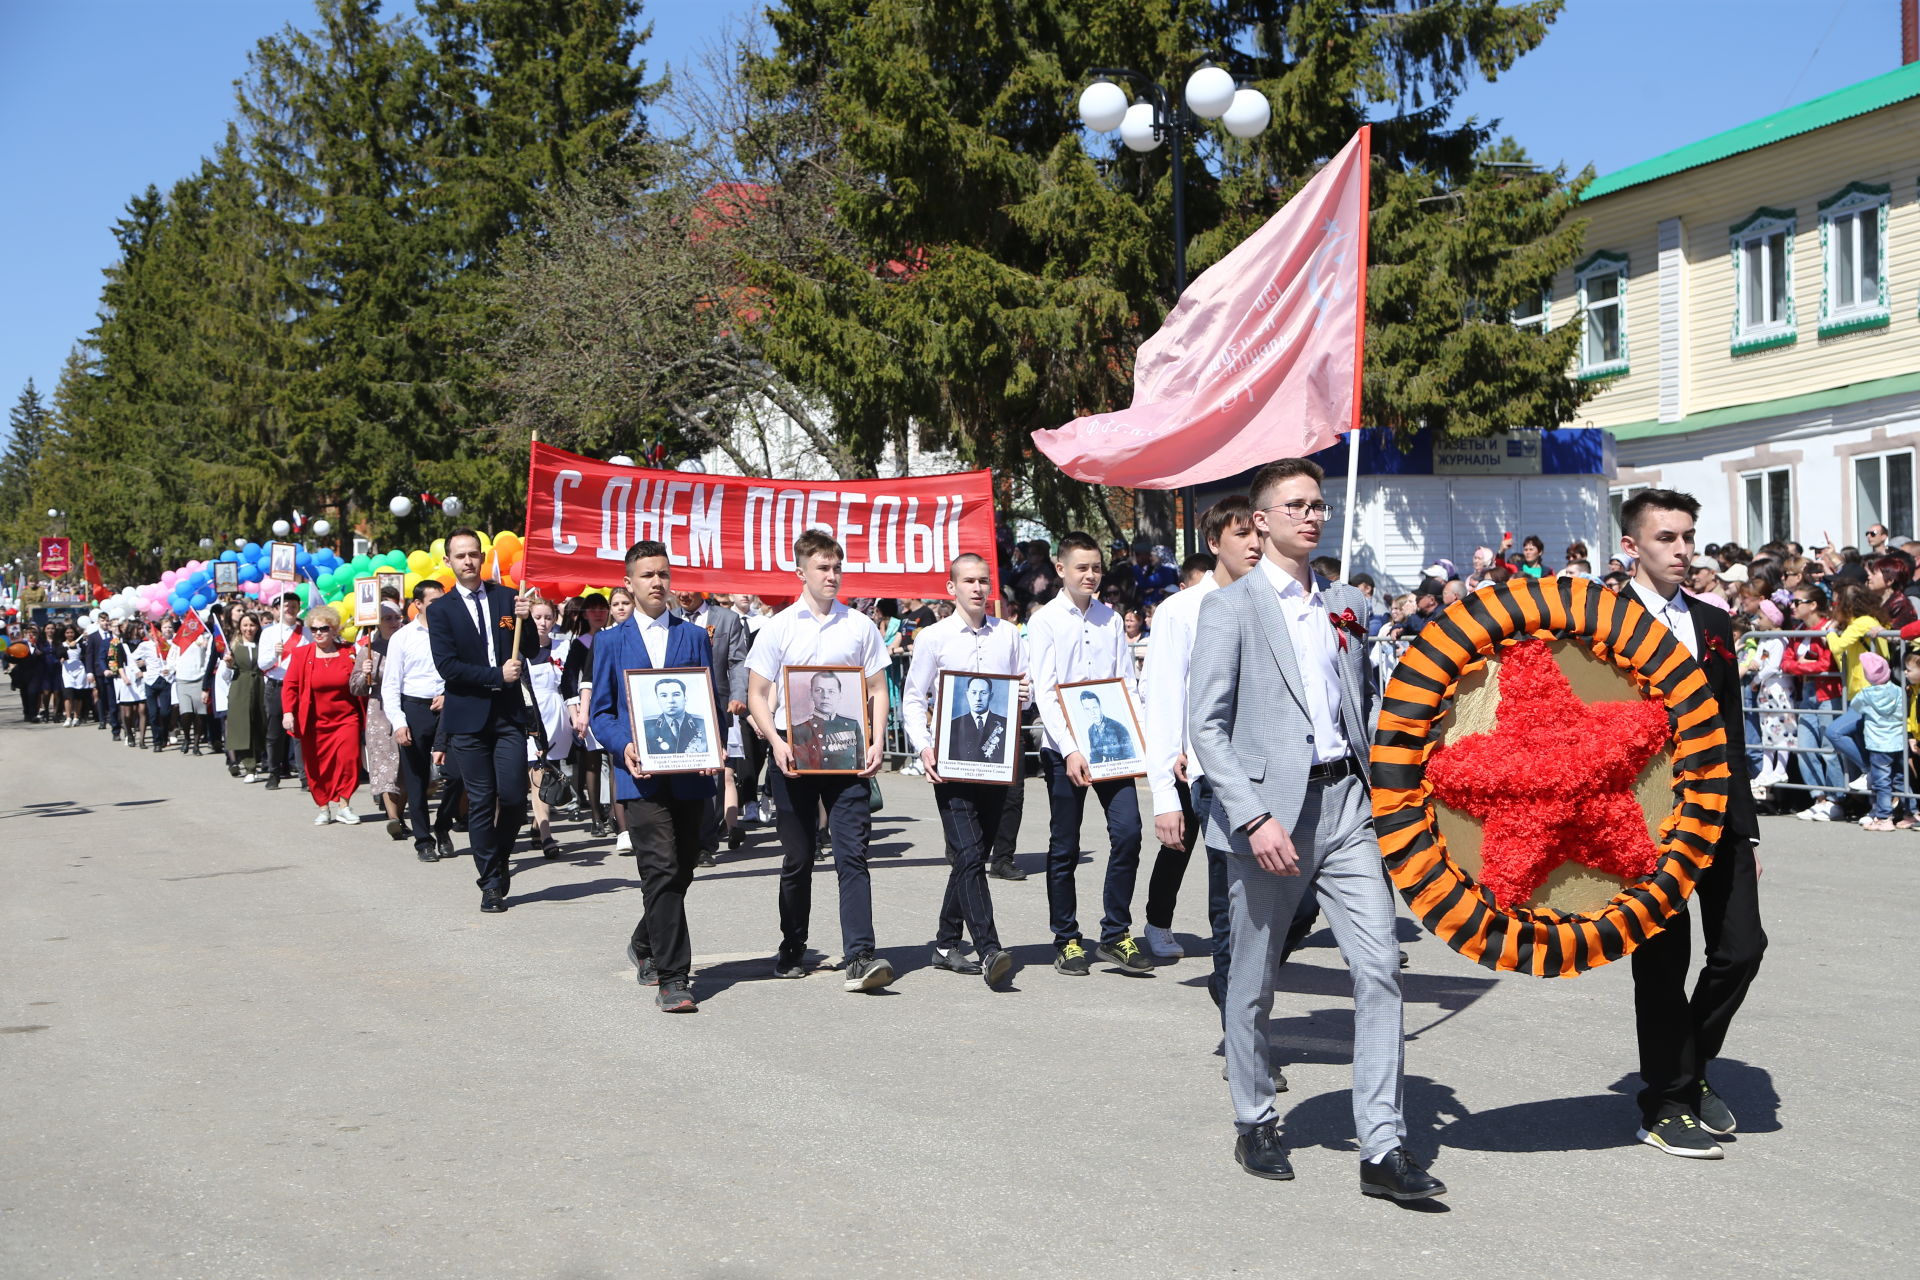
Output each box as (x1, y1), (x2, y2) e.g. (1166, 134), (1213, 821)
(1702, 632), (1734, 664)
(1329, 607), (1365, 651)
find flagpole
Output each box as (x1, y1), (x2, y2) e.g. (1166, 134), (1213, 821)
(1341, 428), (1361, 579)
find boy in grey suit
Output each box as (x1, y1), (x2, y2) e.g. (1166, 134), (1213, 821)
(1187, 457), (1444, 1202)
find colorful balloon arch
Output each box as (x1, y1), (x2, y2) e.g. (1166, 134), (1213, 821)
(90, 528), (578, 642)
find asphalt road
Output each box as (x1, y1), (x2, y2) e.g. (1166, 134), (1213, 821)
(3, 714), (1915, 1278)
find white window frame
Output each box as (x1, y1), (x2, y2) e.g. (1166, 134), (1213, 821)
(1608, 484), (1648, 548)
(1729, 208), (1796, 352)
(1818, 182), (1890, 337)
(1854, 448), (1916, 547)
(1740, 466), (1792, 548)
(1575, 252), (1630, 380)
(1510, 289), (1549, 332)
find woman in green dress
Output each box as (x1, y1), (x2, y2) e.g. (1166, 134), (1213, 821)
(225, 613), (267, 781)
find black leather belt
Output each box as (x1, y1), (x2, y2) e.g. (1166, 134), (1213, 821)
(400, 694), (436, 706)
(1306, 757), (1358, 783)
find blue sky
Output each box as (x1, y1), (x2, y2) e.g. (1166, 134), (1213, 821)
(0, 0), (1894, 422)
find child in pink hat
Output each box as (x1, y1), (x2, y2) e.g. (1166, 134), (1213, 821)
(1852, 651), (1904, 830)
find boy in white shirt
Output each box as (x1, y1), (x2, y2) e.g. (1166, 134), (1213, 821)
(746, 530), (895, 991)
(1027, 532), (1149, 976)
(901, 553), (1029, 988)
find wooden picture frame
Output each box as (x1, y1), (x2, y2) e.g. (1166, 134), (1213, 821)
(268, 541), (298, 583)
(782, 663), (869, 774)
(212, 562), (239, 593)
(625, 666), (724, 774)
(376, 568), (406, 603)
(352, 576), (381, 628)
(1057, 677), (1147, 782)
(933, 670), (1021, 785)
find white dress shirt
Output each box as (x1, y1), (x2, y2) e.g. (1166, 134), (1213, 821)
(173, 634), (211, 684)
(901, 611), (1031, 755)
(1141, 572), (1219, 815)
(1027, 591), (1136, 757)
(380, 619), (445, 727)
(257, 620), (305, 681)
(460, 586), (497, 667)
(1260, 558), (1349, 765)
(745, 599), (888, 731)
(635, 606), (672, 668)
(1629, 579), (1700, 659)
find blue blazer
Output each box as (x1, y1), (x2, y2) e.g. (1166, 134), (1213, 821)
(590, 612), (718, 803)
(425, 582), (538, 736)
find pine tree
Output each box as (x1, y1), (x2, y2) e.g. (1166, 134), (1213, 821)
(0, 379), (53, 534)
(747, 0), (1589, 531)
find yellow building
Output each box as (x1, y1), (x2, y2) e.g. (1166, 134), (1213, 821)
(1561, 61), (1920, 550)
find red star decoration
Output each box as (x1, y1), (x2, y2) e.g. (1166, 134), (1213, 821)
(1425, 640), (1671, 909)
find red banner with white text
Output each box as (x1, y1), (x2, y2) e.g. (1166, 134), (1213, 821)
(40, 536), (71, 577)
(522, 442), (999, 599)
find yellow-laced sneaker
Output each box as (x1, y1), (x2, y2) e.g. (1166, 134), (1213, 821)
(1054, 939), (1091, 976)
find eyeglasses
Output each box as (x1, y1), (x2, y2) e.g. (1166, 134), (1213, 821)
(310, 625), (334, 633)
(1261, 500), (1331, 521)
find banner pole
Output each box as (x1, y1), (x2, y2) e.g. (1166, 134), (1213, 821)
(1341, 428), (1361, 579)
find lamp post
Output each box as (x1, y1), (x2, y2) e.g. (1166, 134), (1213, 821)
(1078, 60), (1272, 555)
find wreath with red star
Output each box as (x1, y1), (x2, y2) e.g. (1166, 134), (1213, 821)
(1370, 575), (1732, 977)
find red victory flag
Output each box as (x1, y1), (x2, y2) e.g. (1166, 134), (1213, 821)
(40, 536), (72, 576)
(81, 542), (108, 600)
(172, 607), (207, 655)
(522, 441), (999, 600)
(1032, 127), (1371, 488)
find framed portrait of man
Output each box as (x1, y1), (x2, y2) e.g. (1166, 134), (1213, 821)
(934, 670), (1020, 785)
(212, 561), (239, 593)
(268, 541), (298, 583)
(1058, 677), (1147, 782)
(783, 664), (869, 774)
(375, 568), (406, 602)
(624, 667), (723, 774)
(352, 576), (381, 627)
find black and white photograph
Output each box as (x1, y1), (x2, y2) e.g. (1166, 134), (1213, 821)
(376, 568), (406, 602)
(352, 576), (381, 627)
(783, 664), (868, 774)
(1058, 677), (1146, 782)
(267, 540), (297, 582)
(212, 561), (238, 593)
(934, 670), (1020, 785)
(624, 667), (723, 774)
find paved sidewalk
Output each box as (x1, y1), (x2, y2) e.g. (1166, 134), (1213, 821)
(2, 714), (1914, 1278)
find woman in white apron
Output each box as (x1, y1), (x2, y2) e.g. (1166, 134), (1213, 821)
(524, 598), (576, 858)
(113, 623), (148, 748)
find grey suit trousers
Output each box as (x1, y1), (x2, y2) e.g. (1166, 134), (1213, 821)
(1222, 773), (1406, 1159)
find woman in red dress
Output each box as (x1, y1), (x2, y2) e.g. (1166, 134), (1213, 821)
(281, 605), (365, 825)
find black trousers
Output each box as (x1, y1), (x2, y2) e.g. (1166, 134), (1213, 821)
(624, 794), (707, 983)
(1040, 748), (1142, 947)
(447, 723), (529, 898)
(933, 781), (1004, 955)
(398, 696), (462, 852)
(770, 769), (875, 961)
(990, 766), (1026, 865)
(1145, 777), (1200, 930)
(1632, 836), (1767, 1122)
(738, 720), (768, 807)
(263, 679), (291, 776)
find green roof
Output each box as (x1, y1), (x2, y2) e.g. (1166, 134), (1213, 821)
(1609, 371), (1920, 443)
(1584, 62), (1920, 201)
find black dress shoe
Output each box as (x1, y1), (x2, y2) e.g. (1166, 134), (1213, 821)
(1359, 1148), (1445, 1200)
(1234, 1122), (1294, 1180)
(264, 776), (281, 791)
(479, 893), (508, 913)
(415, 843), (439, 863)
(436, 832), (456, 860)
(386, 819), (407, 841)
(697, 849), (717, 868)
(988, 858), (1027, 881)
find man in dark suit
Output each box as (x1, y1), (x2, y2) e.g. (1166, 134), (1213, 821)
(1077, 689), (1135, 764)
(790, 670), (863, 770)
(82, 611), (117, 735)
(642, 677), (710, 754)
(425, 527), (535, 913)
(593, 540), (718, 1012)
(1619, 489), (1766, 1160)
(947, 675), (1009, 763)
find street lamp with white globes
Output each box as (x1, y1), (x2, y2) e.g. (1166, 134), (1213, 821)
(675, 458), (707, 474)
(312, 519), (332, 538)
(388, 495), (413, 519)
(1077, 57), (1272, 553)
(439, 496), (463, 519)
(271, 519), (291, 538)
